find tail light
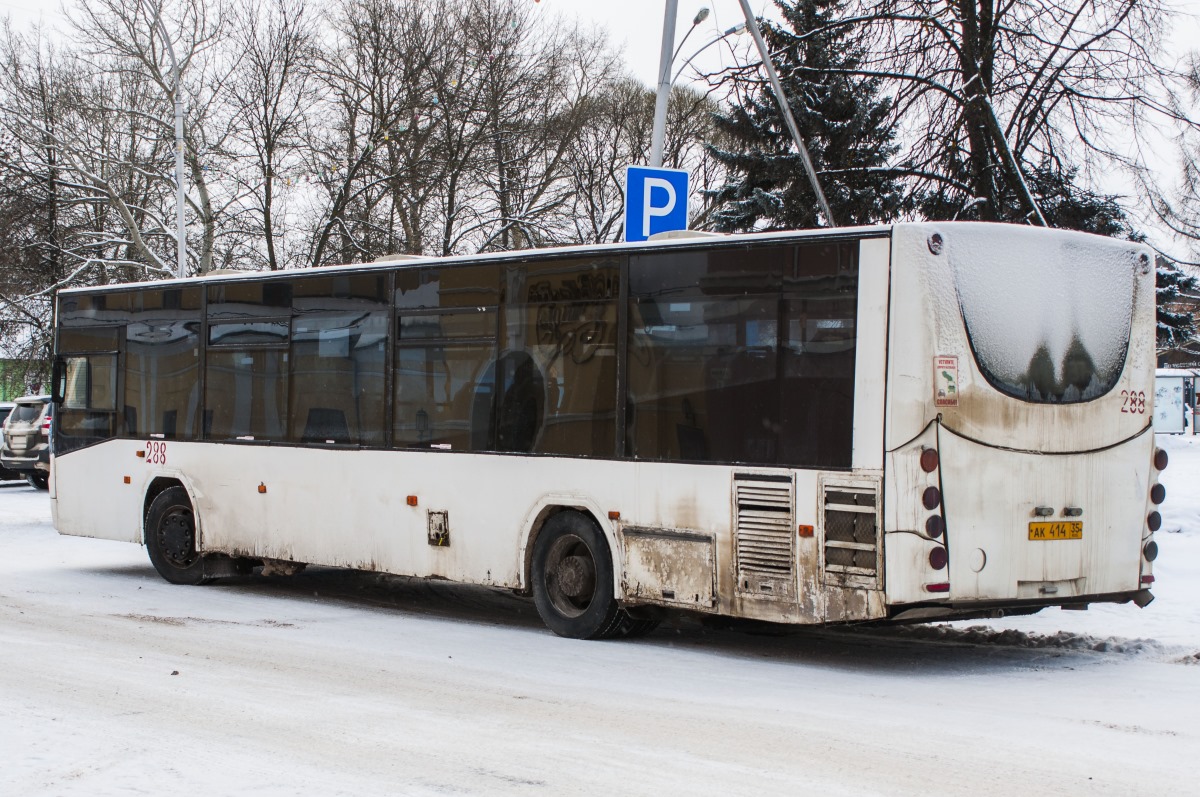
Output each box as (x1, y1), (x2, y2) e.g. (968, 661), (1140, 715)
(922, 487), (941, 510)
(1153, 448), (1168, 471)
(1147, 512), (1161, 532)
(1150, 484), (1166, 504)
(928, 546), (948, 570)
(919, 447), (939, 473)
(1143, 540), (1159, 562)
(40, 413), (51, 436)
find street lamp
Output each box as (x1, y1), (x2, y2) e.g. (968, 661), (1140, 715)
(650, 4), (710, 168)
(146, 2), (187, 278)
(672, 22), (746, 86)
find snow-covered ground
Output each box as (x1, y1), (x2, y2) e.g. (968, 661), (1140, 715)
(2, 439), (1198, 795)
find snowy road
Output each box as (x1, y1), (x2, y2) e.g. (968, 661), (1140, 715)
(3, 440), (1199, 795)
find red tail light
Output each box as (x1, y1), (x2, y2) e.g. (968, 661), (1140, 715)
(924, 582), (950, 593)
(1147, 512), (1162, 532)
(1154, 448), (1168, 471)
(920, 448), (939, 473)
(928, 546), (948, 570)
(922, 487), (941, 510)
(40, 415), (51, 436)
(1150, 484), (1165, 505)
(1141, 575), (1155, 585)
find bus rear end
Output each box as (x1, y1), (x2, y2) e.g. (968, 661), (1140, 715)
(883, 223), (1160, 620)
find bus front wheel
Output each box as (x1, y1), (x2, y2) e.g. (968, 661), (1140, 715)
(145, 486), (212, 586)
(531, 511), (628, 640)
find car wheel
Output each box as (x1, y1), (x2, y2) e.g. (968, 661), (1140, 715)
(25, 473), (48, 490)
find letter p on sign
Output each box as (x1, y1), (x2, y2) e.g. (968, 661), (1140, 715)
(624, 166), (689, 242)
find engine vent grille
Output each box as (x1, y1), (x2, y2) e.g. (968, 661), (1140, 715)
(823, 484), (880, 587)
(734, 475), (795, 599)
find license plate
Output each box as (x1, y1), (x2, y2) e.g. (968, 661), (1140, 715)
(1029, 521), (1083, 540)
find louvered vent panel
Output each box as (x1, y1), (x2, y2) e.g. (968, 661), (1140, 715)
(735, 477), (795, 598)
(823, 485), (880, 585)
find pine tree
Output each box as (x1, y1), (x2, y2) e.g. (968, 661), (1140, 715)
(1156, 257), (1198, 353)
(708, 0), (905, 231)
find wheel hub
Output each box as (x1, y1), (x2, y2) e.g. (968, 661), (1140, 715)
(161, 513), (195, 563)
(554, 554), (595, 599)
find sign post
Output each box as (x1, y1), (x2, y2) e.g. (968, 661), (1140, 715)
(624, 165), (689, 242)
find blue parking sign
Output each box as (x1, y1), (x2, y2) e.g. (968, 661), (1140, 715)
(624, 166), (689, 242)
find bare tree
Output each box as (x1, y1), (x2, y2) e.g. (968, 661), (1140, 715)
(809, 0), (1199, 225)
(224, 0), (315, 270)
(68, 0), (234, 275)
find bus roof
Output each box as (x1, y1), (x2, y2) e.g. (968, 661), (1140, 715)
(57, 224), (893, 296)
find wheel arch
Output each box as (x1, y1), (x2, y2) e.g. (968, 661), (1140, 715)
(518, 497), (619, 597)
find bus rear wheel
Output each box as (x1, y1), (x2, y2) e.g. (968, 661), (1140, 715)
(532, 511), (633, 640)
(145, 486), (212, 586)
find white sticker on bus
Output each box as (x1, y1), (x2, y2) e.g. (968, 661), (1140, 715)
(935, 356), (959, 407)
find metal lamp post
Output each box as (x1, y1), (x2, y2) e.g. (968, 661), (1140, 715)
(650, 3), (711, 168)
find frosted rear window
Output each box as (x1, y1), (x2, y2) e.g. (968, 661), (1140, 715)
(954, 234), (1134, 403)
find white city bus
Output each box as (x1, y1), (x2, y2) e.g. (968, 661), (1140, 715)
(50, 222), (1164, 638)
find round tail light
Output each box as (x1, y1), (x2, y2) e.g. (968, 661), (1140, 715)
(1147, 511), (1161, 532)
(929, 546), (948, 570)
(1143, 540), (1159, 562)
(920, 448), (939, 473)
(925, 515), (944, 539)
(922, 486), (941, 510)
(1150, 484), (1166, 505)
(1154, 448), (1168, 471)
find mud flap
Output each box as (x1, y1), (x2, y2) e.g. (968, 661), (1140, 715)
(200, 554), (246, 579)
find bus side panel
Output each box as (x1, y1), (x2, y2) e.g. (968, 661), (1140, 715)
(51, 443), (145, 544)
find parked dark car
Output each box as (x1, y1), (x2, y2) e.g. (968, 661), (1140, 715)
(0, 396), (53, 489)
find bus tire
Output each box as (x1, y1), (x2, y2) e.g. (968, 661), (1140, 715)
(532, 511), (624, 640)
(145, 486), (212, 586)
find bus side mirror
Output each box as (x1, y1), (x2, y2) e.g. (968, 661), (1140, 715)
(51, 357), (65, 404)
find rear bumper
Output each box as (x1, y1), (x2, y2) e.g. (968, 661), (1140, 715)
(0, 446), (50, 472)
(888, 589), (1152, 623)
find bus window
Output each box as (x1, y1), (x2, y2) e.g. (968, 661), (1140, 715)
(58, 353), (118, 441)
(626, 242), (857, 468)
(289, 274), (389, 446)
(954, 233), (1135, 403)
(205, 282), (291, 442)
(124, 287), (202, 439)
(204, 350), (288, 441)
(502, 257), (620, 458)
(57, 323), (122, 447)
(394, 266), (500, 451)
